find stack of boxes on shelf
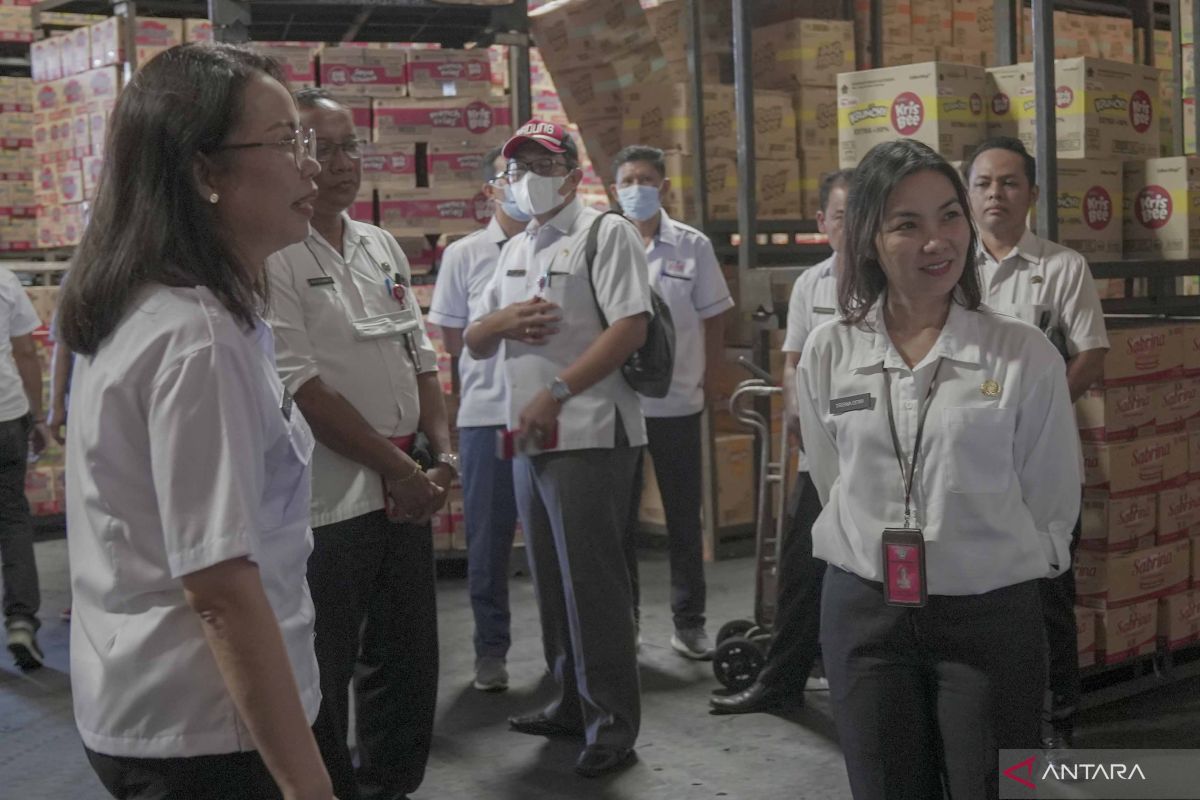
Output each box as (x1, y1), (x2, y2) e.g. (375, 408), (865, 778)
(0, 0), (33, 44)
(0, 76), (35, 250)
(852, 0), (1001, 69)
(24, 281), (62, 516)
(1074, 324), (1200, 665)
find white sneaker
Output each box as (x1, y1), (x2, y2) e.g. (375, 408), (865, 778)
(6, 619), (44, 671)
(670, 627), (714, 660)
(473, 657), (508, 692)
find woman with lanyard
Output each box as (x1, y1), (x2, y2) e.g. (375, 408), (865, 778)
(56, 44), (333, 799)
(796, 139), (1081, 800)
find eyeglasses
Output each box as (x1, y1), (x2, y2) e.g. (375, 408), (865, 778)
(315, 138), (363, 164)
(214, 127), (317, 170)
(505, 157), (572, 181)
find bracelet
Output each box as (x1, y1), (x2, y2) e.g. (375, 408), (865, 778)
(396, 463), (424, 484)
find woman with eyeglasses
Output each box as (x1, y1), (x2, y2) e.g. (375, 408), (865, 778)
(56, 44), (334, 800)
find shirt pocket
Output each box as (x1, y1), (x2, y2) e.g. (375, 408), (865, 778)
(656, 262), (695, 302)
(941, 406), (1017, 494)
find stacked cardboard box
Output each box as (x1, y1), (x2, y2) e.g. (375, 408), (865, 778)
(1016, 9), (1136, 65)
(1123, 158), (1200, 261)
(0, 76), (35, 250)
(1074, 323), (1200, 665)
(0, 0), (32, 43)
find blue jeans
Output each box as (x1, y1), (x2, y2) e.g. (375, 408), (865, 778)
(459, 425), (519, 659)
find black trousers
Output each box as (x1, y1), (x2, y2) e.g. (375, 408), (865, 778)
(757, 471), (824, 694)
(0, 413), (38, 628)
(625, 413), (707, 630)
(822, 566), (1045, 800)
(308, 510), (438, 800)
(1038, 514), (1083, 735)
(86, 748), (282, 800)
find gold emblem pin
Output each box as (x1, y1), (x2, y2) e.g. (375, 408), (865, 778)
(1031, 276), (1044, 284)
(981, 379), (1001, 397)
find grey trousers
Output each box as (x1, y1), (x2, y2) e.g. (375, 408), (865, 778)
(513, 444), (641, 750)
(0, 414), (38, 629)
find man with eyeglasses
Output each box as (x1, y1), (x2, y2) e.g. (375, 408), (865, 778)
(264, 88), (451, 800)
(427, 148), (529, 694)
(465, 120), (651, 778)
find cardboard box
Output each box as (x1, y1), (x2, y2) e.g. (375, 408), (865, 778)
(361, 144), (417, 191)
(1076, 605), (1096, 668)
(1052, 159), (1122, 261)
(1158, 481), (1200, 544)
(30, 37), (62, 84)
(426, 144), (489, 188)
(528, 0), (661, 73)
(911, 0), (953, 47)
(1123, 157), (1200, 261)
(1095, 599), (1158, 664)
(1192, 428), (1200, 479)
(83, 67), (120, 105)
(714, 433), (754, 527)
(985, 58), (1159, 160)
(796, 86), (838, 153)
(624, 84), (796, 161)
(952, 0), (993, 50)
(55, 158), (83, 204)
(1080, 491), (1157, 553)
(1076, 383), (1157, 442)
(1076, 540), (1192, 609)
(372, 97), (512, 145)
(349, 186), (375, 225)
(880, 43), (938, 67)
(61, 25), (90, 78)
(801, 148), (839, 218)
(183, 18), (213, 43)
(320, 46), (407, 98)
(700, 158), (801, 221)
(89, 16), (183, 69)
(837, 62), (986, 168)
(250, 44), (318, 88)
(1158, 590), (1200, 650)
(378, 187), (489, 236)
(752, 18), (855, 91)
(323, 95), (371, 145)
(1155, 378), (1200, 433)
(1102, 325), (1184, 387)
(405, 49), (491, 99)
(1082, 433), (1190, 496)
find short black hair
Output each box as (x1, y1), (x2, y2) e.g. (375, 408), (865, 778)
(612, 145), (666, 181)
(294, 87), (337, 110)
(818, 168), (854, 213)
(963, 136), (1037, 187)
(482, 146), (504, 183)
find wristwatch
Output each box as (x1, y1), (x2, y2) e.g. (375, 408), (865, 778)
(548, 376), (573, 404)
(436, 452), (460, 475)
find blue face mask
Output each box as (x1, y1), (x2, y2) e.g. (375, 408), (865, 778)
(617, 184), (662, 222)
(498, 183), (532, 222)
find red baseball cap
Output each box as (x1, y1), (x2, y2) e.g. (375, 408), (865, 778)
(502, 119), (579, 159)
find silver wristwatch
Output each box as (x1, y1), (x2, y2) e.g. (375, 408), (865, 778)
(436, 452), (460, 475)
(548, 377), (573, 403)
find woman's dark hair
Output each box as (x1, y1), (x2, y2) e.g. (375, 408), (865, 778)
(58, 42), (286, 355)
(838, 139), (981, 326)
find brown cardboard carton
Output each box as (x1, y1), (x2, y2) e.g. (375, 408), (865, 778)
(1123, 157), (1200, 260)
(1076, 540), (1192, 609)
(183, 18), (213, 43)
(426, 145), (489, 188)
(796, 86), (838, 152)
(752, 18), (855, 90)
(755, 91), (798, 160)
(853, 0), (912, 68)
(985, 58), (1158, 159)
(1102, 325), (1184, 387)
(372, 98), (512, 144)
(934, 46), (981, 67)
(361, 144), (417, 191)
(911, 0), (953, 47)
(1080, 491), (1157, 553)
(1053, 159), (1122, 260)
(952, 0), (993, 50)
(1154, 378), (1200, 433)
(378, 187), (489, 236)
(1158, 481), (1200, 544)
(89, 16), (182, 70)
(1081, 433), (1189, 496)
(1158, 589), (1200, 650)
(881, 43), (938, 68)
(837, 62), (986, 168)
(1076, 606), (1097, 668)
(660, 153), (799, 222)
(405, 49), (492, 99)
(1095, 599), (1157, 664)
(715, 434), (754, 527)
(320, 46), (407, 98)
(1075, 383), (1157, 442)
(529, 0), (661, 73)
(325, 95), (371, 145)
(801, 148), (839, 218)
(249, 44), (318, 88)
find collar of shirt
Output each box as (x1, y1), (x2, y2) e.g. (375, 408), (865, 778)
(482, 215), (508, 247)
(307, 212), (372, 267)
(525, 196), (583, 242)
(847, 300), (983, 373)
(979, 227), (1042, 271)
(651, 209), (681, 251)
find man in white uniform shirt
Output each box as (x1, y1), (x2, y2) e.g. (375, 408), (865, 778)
(610, 145), (733, 659)
(0, 267), (50, 670)
(465, 120), (651, 778)
(428, 148), (529, 692)
(964, 136), (1109, 751)
(265, 89), (453, 800)
(712, 168), (852, 713)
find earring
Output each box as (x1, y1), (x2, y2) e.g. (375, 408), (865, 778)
(208, 192), (219, 204)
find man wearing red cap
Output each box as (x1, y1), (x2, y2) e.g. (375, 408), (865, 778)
(466, 120), (652, 778)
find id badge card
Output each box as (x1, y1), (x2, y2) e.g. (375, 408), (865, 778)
(881, 528), (927, 607)
(351, 305), (421, 342)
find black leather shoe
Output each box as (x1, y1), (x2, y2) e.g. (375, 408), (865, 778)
(709, 681), (796, 715)
(508, 711), (582, 738)
(575, 745), (636, 778)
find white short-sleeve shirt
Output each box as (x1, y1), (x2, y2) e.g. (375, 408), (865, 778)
(479, 198), (652, 450)
(977, 229), (1110, 358)
(640, 210), (734, 418)
(797, 301), (1081, 596)
(67, 285), (320, 758)
(0, 266), (42, 422)
(782, 255), (839, 473)
(266, 215), (439, 527)
(428, 217), (509, 428)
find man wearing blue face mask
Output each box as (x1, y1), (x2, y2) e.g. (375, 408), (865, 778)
(611, 145), (733, 660)
(429, 148), (530, 694)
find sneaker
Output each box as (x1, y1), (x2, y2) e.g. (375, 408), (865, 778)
(670, 627), (714, 660)
(804, 676), (829, 691)
(6, 619), (44, 671)
(473, 656), (508, 692)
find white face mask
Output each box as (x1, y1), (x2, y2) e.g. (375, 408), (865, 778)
(512, 172), (570, 217)
(499, 183), (532, 222)
(617, 184), (662, 221)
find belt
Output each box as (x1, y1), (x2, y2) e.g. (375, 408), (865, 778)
(388, 434), (417, 453)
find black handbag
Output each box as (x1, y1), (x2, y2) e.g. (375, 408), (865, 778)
(584, 210), (676, 399)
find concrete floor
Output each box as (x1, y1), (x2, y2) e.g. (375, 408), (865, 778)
(3, 539), (1200, 800)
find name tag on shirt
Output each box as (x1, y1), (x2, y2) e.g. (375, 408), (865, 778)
(307, 276), (335, 287)
(506, 269), (527, 277)
(830, 393), (875, 415)
(813, 306), (835, 315)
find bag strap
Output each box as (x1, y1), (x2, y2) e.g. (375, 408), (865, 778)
(585, 209), (631, 331)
